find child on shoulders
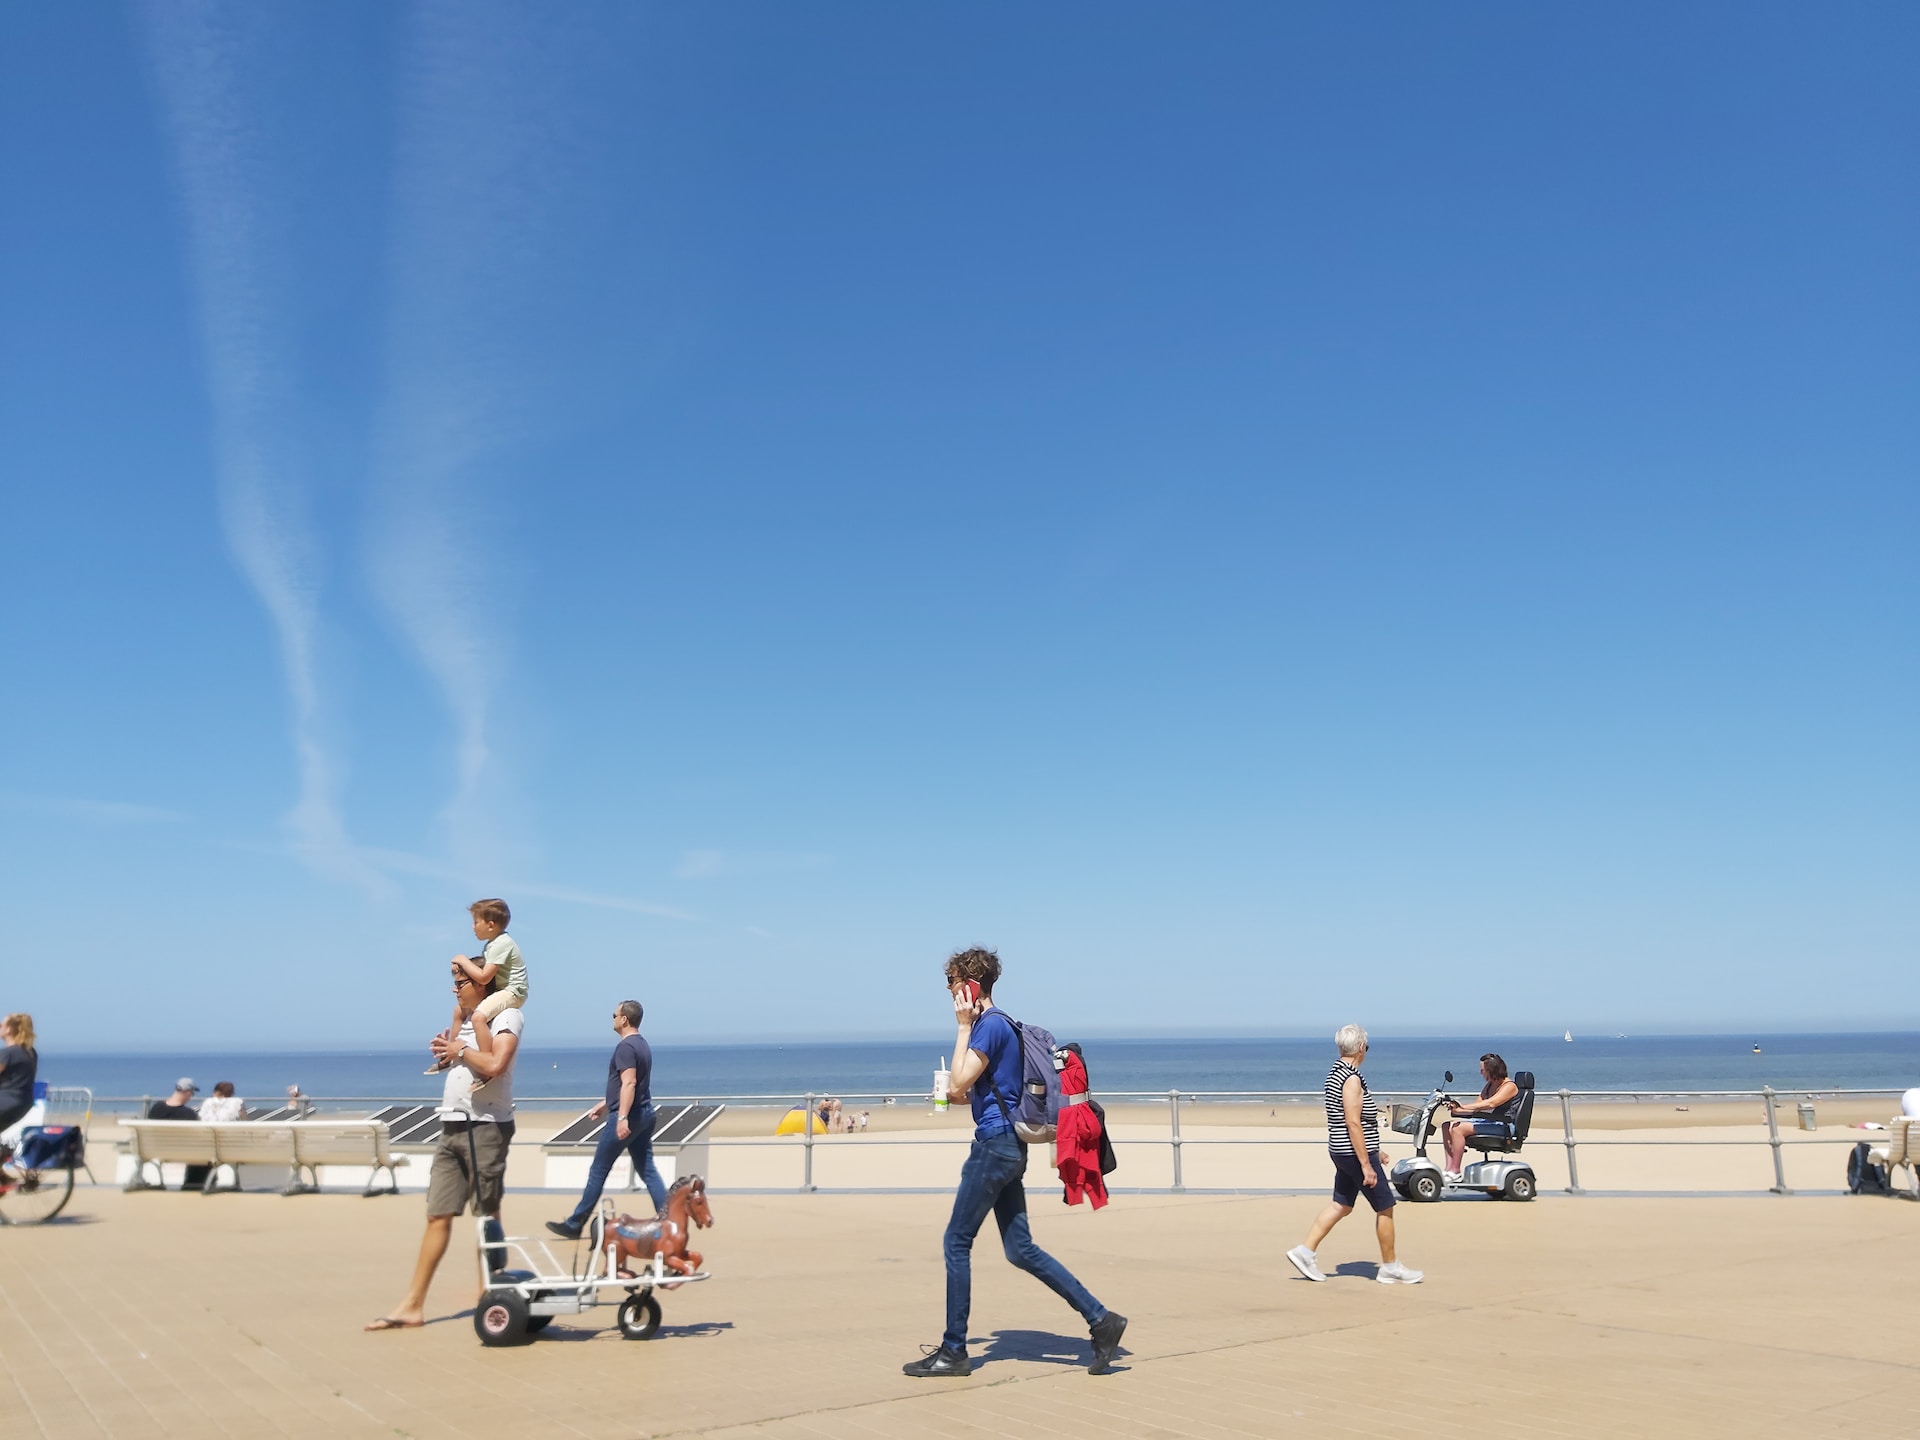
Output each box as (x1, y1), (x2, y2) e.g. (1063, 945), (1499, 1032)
(429, 898), (528, 1073)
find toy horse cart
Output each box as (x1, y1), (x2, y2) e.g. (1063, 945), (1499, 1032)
(473, 1175), (713, 1346)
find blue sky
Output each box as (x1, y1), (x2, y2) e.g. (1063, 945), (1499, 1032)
(2, 4), (1914, 1049)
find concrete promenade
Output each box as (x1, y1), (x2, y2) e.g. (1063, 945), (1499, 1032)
(2, 1182), (1915, 1439)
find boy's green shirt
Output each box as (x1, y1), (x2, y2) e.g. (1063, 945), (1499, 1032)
(485, 933), (526, 995)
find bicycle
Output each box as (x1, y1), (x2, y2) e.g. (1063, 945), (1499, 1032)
(0, 1131), (78, 1224)
(0, 1087), (91, 1225)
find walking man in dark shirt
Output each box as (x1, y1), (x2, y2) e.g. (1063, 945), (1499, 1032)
(548, 999), (667, 1238)
(903, 947), (1127, 1378)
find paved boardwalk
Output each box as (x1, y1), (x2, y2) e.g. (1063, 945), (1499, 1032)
(1, 1185), (1914, 1438)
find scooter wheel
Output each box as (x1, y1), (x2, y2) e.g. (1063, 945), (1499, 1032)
(618, 1292), (662, 1340)
(1409, 1171), (1442, 1203)
(474, 1289), (531, 1346)
(1503, 1171), (1536, 1202)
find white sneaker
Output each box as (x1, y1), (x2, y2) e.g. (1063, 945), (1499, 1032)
(1442, 1170), (1463, 1183)
(1286, 1245), (1327, 1282)
(1377, 1261), (1424, 1285)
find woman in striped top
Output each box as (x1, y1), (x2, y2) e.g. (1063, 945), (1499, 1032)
(1285, 1025), (1423, 1285)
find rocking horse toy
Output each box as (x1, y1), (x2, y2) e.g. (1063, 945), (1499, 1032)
(471, 1174), (716, 1346)
(609, 1173), (714, 1285)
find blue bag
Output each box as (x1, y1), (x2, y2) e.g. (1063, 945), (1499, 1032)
(985, 1015), (1065, 1144)
(16, 1125), (84, 1171)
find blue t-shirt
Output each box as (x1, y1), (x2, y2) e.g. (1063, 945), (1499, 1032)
(966, 1010), (1023, 1140)
(605, 1033), (653, 1117)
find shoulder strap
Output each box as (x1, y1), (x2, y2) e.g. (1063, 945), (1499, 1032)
(976, 1010), (1024, 1133)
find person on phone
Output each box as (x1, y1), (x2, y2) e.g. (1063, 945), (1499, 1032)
(1286, 1025), (1423, 1285)
(901, 946), (1127, 1379)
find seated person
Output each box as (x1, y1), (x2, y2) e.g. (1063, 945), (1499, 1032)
(147, 1078), (207, 1190)
(1442, 1053), (1520, 1180)
(148, 1077), (200, 1121)
(199, 1081), (246, 1122)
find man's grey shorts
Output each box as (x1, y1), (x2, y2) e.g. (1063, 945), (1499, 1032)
(426, 1120), (515, 1217)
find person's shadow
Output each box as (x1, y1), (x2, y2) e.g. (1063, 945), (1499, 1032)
(978, 1328), (1128, 1373)
(1329, 1261), (1378, 1278)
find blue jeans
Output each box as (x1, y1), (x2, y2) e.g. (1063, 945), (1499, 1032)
(942, 1130), (1106, 1352)
(566, 1102), (667, 1226)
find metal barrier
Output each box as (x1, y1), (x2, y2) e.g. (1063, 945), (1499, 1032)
(85, 1085), (1911, 1195)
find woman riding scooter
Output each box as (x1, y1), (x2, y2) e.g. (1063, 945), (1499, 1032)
(1441, 1053), (1519, 1182)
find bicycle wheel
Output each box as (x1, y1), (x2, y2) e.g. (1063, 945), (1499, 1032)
(1, 1163), (75, 1224)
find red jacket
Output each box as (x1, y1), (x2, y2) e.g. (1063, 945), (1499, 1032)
(1054, 1053), (1108, 1209)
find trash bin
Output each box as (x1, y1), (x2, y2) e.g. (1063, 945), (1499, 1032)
(1796, 1102), (1817, 1132)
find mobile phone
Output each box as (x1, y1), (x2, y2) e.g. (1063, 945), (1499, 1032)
(959, 980), (982, 1006)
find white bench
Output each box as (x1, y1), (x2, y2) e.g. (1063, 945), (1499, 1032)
(121, 1120), (407, 1197)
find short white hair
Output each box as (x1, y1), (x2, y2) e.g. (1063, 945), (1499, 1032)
(1335, 1024), (1369, 1057)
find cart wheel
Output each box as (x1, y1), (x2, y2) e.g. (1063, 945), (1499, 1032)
(1409, 1171), (1442, 1204)
(1503, 1171), (1536, 1202)
(526, 1316), (554, 1333)
(474, 1289), (531, 1346)
(617, 1292), (662, 1340)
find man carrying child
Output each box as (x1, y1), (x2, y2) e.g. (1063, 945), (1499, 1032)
(367, 960), (524, 1331)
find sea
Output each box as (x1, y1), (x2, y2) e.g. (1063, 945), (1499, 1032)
(42, 1032), (1920, 1113)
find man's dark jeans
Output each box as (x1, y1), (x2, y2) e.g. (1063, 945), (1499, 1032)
(942, 1130), (1106, 1352)
(566, 1101), (668, 1227)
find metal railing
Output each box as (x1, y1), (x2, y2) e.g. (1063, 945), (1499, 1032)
(82, 1085), (1912, 1196)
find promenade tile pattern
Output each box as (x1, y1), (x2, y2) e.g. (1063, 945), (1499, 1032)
(1, 1186), (1914, 1438)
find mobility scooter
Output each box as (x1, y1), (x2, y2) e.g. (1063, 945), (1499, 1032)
(1389, 1069), (1538, 1202)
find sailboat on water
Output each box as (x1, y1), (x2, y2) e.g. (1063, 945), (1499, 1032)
(1564, 1029), (1573, 1042)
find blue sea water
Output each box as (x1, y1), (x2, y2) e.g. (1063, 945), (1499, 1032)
(44, 1032), (1920, 1114)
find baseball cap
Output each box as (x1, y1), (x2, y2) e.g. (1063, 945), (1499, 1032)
(176, 1077), (199, 1093)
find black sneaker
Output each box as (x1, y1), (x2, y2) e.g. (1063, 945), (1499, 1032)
(901, 1345), (972, 1378)
(1088, 1311), (1128, 1374)
(545, 1220), (583, 1241)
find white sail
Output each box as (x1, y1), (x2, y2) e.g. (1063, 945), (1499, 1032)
(1563, 1029), (1573, 1042)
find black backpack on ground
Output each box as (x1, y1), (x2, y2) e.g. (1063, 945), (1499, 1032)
(1847, 1142), (1889, 1195)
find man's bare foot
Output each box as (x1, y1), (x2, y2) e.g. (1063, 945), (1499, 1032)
(364, 1315), (422, 1331)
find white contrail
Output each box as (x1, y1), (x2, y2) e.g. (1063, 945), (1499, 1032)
(366, 2), (599, 875)
(142, 2), (382, 891)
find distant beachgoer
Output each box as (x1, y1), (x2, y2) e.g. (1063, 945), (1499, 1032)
(428, 898), (527, 1073)
(367, 961), (523, 1331)
(0, 1014), (39, 1149)
(285, 1084), (315, 1117)
(1441, 1054), (1520, 1179)
(200, 1081), (247, 1123)
(858, 1110), (869, 1132)
(1287, 1026), (1422, 1286)
(902, 946), (1126, 1379)
(546, 999), (667, 1241)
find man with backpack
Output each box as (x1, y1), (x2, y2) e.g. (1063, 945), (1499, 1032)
(902, 946), (1127, 1379)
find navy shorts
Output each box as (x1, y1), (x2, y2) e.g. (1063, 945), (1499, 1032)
(1330, 1150), (1396, 1212)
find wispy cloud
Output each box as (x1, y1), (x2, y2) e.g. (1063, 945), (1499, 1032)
(674, 849), (835, 881)
(365, 4), (601, 876)
(0, 793), (188, 827)
(142, 2), (382, 892)
(354, 845), (695, 921)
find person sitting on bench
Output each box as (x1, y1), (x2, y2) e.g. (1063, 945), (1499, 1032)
(1441, 1053), (1521, 1181)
